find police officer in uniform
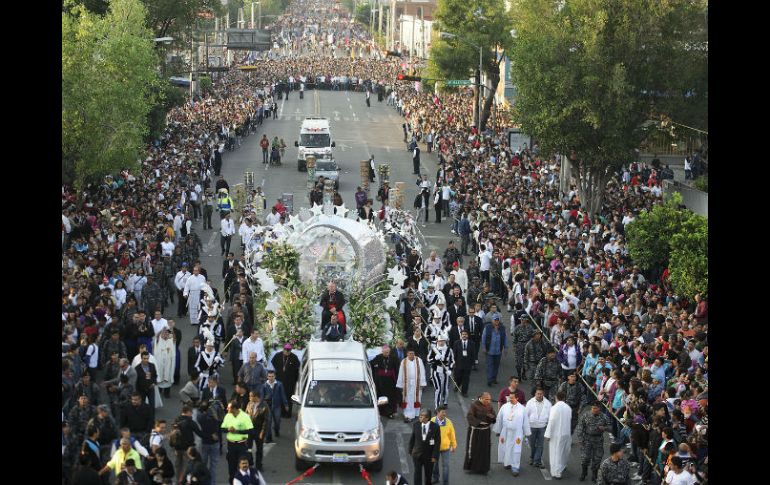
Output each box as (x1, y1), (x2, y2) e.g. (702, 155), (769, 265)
(596, 442), (631, 485)
(557, 372), (586, 433)
(512, 318), (535, 380)
(534, 347), (562, 400)
(576, 402), (611, 482)
(142, 275), (163, 316)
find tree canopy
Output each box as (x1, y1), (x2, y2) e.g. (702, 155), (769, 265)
(508, 0), (708, 214)
(62, 0), (160, 190)
(625, 192), (708, 298)
(430, 0), (515, 130)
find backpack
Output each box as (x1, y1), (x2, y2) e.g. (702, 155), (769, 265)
(207, 399), (226, 423)
(168, 422), (183, 450)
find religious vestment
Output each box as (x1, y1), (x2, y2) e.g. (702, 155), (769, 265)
(396, 356), (427, 419)
(493, 401), (531, 471)
(544, 400), (573, 478)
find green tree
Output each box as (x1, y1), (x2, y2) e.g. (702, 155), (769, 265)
(625, 192), (708, 298)
(62, 0), (160, 190)
(430, 0), (515, 130)
(508, 0), (708, 215)
(142, 0), (223, 39)
(626, 193), (688, 273)
(668, 212), (708, 298)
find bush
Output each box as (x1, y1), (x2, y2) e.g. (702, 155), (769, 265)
(693, 175), (708, 192)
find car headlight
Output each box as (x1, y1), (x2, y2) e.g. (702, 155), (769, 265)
(300, 426), (321, 442)
(360, 427), (380, 442)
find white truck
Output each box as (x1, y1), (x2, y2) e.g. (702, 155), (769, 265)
(295, 117), (336, 172)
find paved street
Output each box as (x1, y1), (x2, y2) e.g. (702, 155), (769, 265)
(153, 88), (623, 484)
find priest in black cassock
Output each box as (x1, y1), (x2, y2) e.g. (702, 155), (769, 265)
(370, 344), (400, 418)
(320, 280), (347, 329)
(464, 392), (496, 474)
(271, 343), (301, 417)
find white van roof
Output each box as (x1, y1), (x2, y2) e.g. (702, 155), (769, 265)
(301, 117), (330, 131)
(311, 359), (366, 381)
(306, 341), (366, 361)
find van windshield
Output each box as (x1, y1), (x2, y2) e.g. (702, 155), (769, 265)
(304, 380), (373, 408)
(315, 160), (337, 171)
(300, 133), (331, 148)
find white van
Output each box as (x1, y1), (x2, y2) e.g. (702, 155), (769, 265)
(295, 117), (335, 172)
(292, 341), (387, 471)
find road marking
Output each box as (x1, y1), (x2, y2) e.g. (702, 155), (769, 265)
(202, 231), (217, 252)
(456, 390), (469, 417)
(541, 468), (553, 480)
(395, 431), (411, 475)
(279, 97), (286, 118)
(349, 104), (353, 110)
(385, 146), (391, 153)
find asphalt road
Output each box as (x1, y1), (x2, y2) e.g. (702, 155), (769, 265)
(152, 88), (635, 484)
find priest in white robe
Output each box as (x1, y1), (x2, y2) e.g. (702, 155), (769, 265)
(493, 393), (531, 475)
(154, 327), (176, 397)
(396, 347), (427, 422)
(183, 266), (207, 320)
(544, 392), (573, 479)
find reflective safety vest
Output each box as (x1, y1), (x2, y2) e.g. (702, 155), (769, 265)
(218, 195), (233, 211)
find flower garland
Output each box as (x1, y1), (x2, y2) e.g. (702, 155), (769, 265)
(270, 284), (317, 350)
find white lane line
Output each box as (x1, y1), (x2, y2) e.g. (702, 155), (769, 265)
(385, 146), (391, 153)
(541, 468), (553, 480)
(349, 104), (353, 110)
(396, 431), (411, 475)
(456, 390), (469, 417)
(202, 231), (217, 252)
(279, 98), (285, 118)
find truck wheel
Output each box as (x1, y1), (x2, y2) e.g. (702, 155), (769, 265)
(295, 455), (309, 471)
(367, 458), (383, 472)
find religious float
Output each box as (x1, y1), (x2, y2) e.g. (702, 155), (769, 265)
(242, 185), (426, 361)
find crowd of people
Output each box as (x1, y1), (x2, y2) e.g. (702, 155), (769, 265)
(61, 0), (707, 484)
(371, 54), (709, 484)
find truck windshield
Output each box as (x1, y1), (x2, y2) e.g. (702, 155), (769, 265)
(304, 380), (373, 408)
(300, 133), (331, 148)
(315, 160), (337, 171)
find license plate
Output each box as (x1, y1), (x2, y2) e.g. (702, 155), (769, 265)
(332, 453), (349, 463)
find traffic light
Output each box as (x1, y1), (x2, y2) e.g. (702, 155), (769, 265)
(397, 74), (421, 82)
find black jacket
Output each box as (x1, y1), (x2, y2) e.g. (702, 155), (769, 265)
(197, 411), (223, 446)
(134, 363), (158, 393)
(173, 414), (203, 450)
(201, 385), (228, 408)
(120, 402), (153, 434)
(452, 338), (476, 370)
(187, 345), (202, 376)
(408, 420), (441, 460)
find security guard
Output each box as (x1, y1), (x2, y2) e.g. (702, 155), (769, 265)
(596, 442), (631, 485)
(534, 347), (562, 399)
(512, 317), (535, 380)
(217, 188), (234, 219)
(576, 402), (611, 482)
(221, 400), (254, 484)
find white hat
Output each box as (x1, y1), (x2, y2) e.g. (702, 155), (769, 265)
(600, 323), (611, 331)
(437, 332), (448, 342)
(205, 339), (215, 347)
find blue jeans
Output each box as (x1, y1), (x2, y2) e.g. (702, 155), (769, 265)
(200, 442), (220, 485)
(486, 353), (502, 384)
(529, 427), (546, 464)
(265, 405), (281, 440)
(431, 449), (450, 485)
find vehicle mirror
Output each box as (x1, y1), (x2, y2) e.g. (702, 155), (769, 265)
(294, 141), (299, 147)
(377, 396), (389, 406)
(331, 141), (336, 147)
(291, 394), (302, 405)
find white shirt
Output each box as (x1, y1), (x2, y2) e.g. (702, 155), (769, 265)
(479, 249), (492, 271)
(151, 318), (168, 336)
(239, 223), (257, 244)
(665, 469), (697, 485)
(160, 241), (175, 257)
(526, 397), (552, 428)
(241, 337), (266, 363)
(62, 215), (72, 233)
(174, 270), (190, 291)
(265, 211), (281, 226)
(220, 218), (236, 237)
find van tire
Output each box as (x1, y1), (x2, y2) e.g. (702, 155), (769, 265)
(367, 458), (383, 472)
(295, 455), (309, 471)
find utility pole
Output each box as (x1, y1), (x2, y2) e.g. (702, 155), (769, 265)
(258, 2), (262, 30)
(378, 0), (383, 38)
